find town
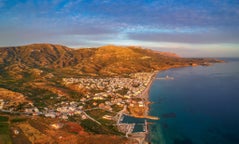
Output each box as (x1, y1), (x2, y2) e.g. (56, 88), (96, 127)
(0, 72), (155, 139)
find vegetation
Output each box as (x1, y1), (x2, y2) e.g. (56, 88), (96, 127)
(0, 115), (12, 144)
(80, 119), (122, 135)
(116, 87), (129, 95)
(0, 44), (222, 79)
(10, 117), (27, 123)
(0, 123), (10, 134)
(87, 109), (113, 121)
(0, 115), (8, 122)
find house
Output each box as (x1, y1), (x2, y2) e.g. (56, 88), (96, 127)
(105, 101), (111, 105)
(51, 123), (64, 129)
(124, 95), (130, 99)
(81, 114), (87, 120)
(34, 107), (39, 113)
(69, 106), (76, 111)
(138, 101), (144, 107)
(102, 115), (113, 120)
(61, 115), (68, 120)
(93, 96), (104, 100)
(75, 110), (82, 115)
(13, 129), (19, 135)
(25, 108), (34, 114)
(45, 112), (56, 118)
(99, 103), (105, 109)
(80, 98), (86, 102)
(0, 99), (4, 109)
(129, 103), (134, 107)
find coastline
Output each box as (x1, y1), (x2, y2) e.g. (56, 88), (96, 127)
(125, 64), (218, 143)
(121, 62), (224, 143)
(130, 71), (158, 119)
(124, 71), (159, 144)
(143, 59), (234, 144)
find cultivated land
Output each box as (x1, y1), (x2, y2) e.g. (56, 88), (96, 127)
(0, 44), (222, 143)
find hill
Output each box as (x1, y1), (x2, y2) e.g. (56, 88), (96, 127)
(0, 43), (220, 77)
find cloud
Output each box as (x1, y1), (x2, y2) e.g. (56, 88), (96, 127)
(127, 26), (239, 44)
(62, 25), (118, 35)
(128, 32), (239, 44)
(57, 0), (239, 28)
(2, 0), (239, 30)
(0, 0), (239, 57)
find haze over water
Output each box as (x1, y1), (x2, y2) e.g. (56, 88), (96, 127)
(149, 58), (239, 144)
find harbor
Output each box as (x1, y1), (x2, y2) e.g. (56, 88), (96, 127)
(117, 114), (153, 143)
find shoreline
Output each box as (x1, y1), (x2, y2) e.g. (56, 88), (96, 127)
(122, 71), (159, 144)
(129, 71), (159, 120)
(122, 62), (223, 143)
(130, 62), (224, 143)
(136, 71), (158, 144)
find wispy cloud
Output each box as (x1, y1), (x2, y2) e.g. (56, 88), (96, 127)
(127, 27), (239, 44)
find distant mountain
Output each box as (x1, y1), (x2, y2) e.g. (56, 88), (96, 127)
(0, 43), (221, 77)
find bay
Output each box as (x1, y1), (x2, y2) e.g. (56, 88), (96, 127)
(149, 58), (239, 144)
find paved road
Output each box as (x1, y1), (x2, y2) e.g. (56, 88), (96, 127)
(83, 111), (102, 125)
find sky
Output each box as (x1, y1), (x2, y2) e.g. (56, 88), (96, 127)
(0, 0), (239, 57)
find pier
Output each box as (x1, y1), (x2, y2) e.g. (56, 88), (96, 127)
(156, 75), (174, 80)
(145, 115), (159, 120)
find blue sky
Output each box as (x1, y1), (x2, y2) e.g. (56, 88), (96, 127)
(0, 0), (239, 57)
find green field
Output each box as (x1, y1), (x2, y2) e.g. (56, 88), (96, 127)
(0, 116), (12, 144)
(0, 116), (8, 122)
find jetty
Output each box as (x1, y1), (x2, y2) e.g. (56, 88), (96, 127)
(156, 75), (174, 80)
(145, 115), (159, 120)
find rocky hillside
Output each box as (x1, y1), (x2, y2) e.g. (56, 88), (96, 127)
(0, 43), (221, 77)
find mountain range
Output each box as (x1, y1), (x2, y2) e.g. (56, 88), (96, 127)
(0, 43), (220, 78)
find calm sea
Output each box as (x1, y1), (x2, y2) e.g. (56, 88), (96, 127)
(149, 58), (239, 144)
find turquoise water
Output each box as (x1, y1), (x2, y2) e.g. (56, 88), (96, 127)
(149, 58), (239, 144)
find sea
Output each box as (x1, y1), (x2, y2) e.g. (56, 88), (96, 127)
(123, 58), (239, 144)
(149, 58), (239, 144)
